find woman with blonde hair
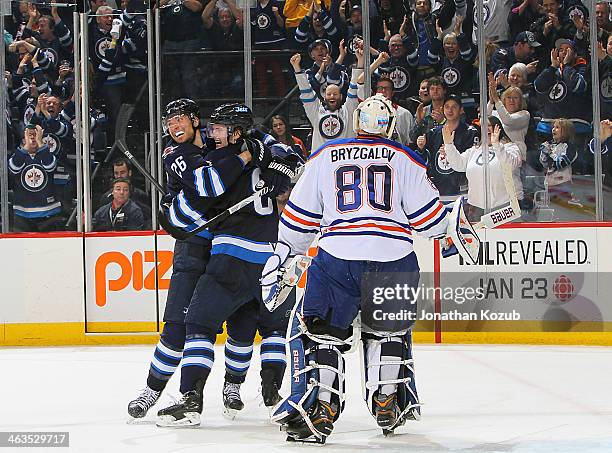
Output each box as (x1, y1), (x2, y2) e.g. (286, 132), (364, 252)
(487, 74), (530, 160)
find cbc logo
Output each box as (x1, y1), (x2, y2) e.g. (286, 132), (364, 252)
(94, 250), (173, 307)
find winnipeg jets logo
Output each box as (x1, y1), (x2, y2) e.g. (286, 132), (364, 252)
(442, 67), (460, 87)
(548, 82), (567, 102)
(43, 48), (58, 66)
(96, 37), (111, 60)
(24, 105), (35, 125)
(319, 114), (343, 139)
(436, 150), (453, 174)
(389, 66), (409, 92)
(22, 165), (47, 191)
(257, 13), (270, 29)
(43, 134), (59, 155)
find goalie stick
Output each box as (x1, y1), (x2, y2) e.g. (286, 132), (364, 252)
(475, 147), (521, 228)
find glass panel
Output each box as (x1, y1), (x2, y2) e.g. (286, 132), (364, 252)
(86, 1), (152, 232)
(160, 0), (245, 116)
(596, 5), (611, 219)
(5, 0), (79, 232)
(490, 0), (596, 222)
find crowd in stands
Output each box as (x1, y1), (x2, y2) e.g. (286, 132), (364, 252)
(2, 0), (612, 232)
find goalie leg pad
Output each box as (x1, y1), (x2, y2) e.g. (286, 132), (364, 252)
(362, 330), (421, 428)
(271, 300), (347, 440)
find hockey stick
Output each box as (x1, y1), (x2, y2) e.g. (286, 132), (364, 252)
(474, 146), (521, 228)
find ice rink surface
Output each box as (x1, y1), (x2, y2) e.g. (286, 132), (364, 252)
(2, 343), (612, 453)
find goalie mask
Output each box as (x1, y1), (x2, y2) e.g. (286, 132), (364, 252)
(353, 94), (396, 139)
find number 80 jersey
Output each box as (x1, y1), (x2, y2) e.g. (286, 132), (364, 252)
(279, 136), (450, 262)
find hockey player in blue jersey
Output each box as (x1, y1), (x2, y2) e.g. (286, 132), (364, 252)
(127, 99), (254, 419)
(260, 94), (480, 443)
(153, 103), (299, 427)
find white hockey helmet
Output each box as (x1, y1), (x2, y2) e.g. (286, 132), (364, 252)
(353, 94), (396, 138)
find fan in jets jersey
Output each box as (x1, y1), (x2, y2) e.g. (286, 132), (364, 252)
(260, 94), (480, 444)
(291, 44), (365, 153)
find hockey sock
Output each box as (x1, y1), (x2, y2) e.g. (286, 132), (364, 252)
(147, 323), (186, 392)
(224, 336), (253, 384)
(260, 333), (287, 384)
(179, 334), (214, 394)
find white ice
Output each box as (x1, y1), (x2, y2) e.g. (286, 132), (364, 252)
(2, 343), (612, 453)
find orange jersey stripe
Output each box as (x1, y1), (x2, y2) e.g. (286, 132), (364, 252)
(326, 222), (412, 235)
(283, 210), (320, 227)
(410, 203), (444, 227)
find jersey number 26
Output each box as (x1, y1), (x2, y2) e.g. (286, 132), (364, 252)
(335, 164), (393, 213)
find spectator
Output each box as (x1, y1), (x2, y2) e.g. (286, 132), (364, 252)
(406, 77), (431, 115)
(121, 12), (148, 104)
(411, 76), (446, 142)
(29, 93), (75, 212)
(284, 0), (332, 30)
(269, 115), (308, 158)
(490, 31), (540, 79)
(340, 5), (363, 43)
(375, 32), (419, 101)
(487, 74), (530, 160)
(8, 124), (63, 232)
(534, 39), (590, 142)
(594, 1), (611, 45)
(305, 38), (349, 101)
(294, 0), (341, 52)
(21, 6), (73, 70)
(428, 15), (475, 95)
(90, 5), (126, 142)
(443, 117), (523, 221)
(530, 0), (587, 52)
(290, 48), (364, 151)
(98, 158), (150, 215)
(160, 0), (206, 101)
(92, 177), (145, 231)
(404, 1), (447, 77)
(472, 0), (513, 45)
(415, 94), (478, 195)
(203, 2), (244, 50)
(369, 0), (406, 40)
(539, 118), (578, 187)
(508, 0), (544, 43)
(251, 0), (287, 97)
(598, 37), (612, 120)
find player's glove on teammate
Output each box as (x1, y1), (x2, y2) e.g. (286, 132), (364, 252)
(243, 138), (273, 168)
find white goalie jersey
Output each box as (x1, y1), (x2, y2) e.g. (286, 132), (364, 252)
(279, 136), (450, 262)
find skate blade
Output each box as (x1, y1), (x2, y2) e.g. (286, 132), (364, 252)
(286, 435), (326, 445)
(156, 412), (201, 428)
(222, 406), (239, 420)
(126, 418), (157, 425)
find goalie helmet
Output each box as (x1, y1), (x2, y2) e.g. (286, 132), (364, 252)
(209, 103), (253, 135)
(352, 94), (396, 139)
(162, 98), (200, 133)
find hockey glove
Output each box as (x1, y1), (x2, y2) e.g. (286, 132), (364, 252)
(243, 137), (273, 169)
(260, 157), (296, 198)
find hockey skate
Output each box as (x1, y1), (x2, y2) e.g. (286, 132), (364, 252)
(284, 400), (337, 444)
(128, 387), (161, 419)
(373, 393), (401, 436)
(260, 369), (282, 410)
(156, 381), (204, 428)
(222, 381), (244, 420)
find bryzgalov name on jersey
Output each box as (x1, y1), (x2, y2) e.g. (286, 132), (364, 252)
(330, 146), (397, 162)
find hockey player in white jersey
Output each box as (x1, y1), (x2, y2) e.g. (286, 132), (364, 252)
(260, 94), (480, 443)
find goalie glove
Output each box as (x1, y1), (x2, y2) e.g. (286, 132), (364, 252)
(261, 243), (313, 312)
(440, 197), (481, 264)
